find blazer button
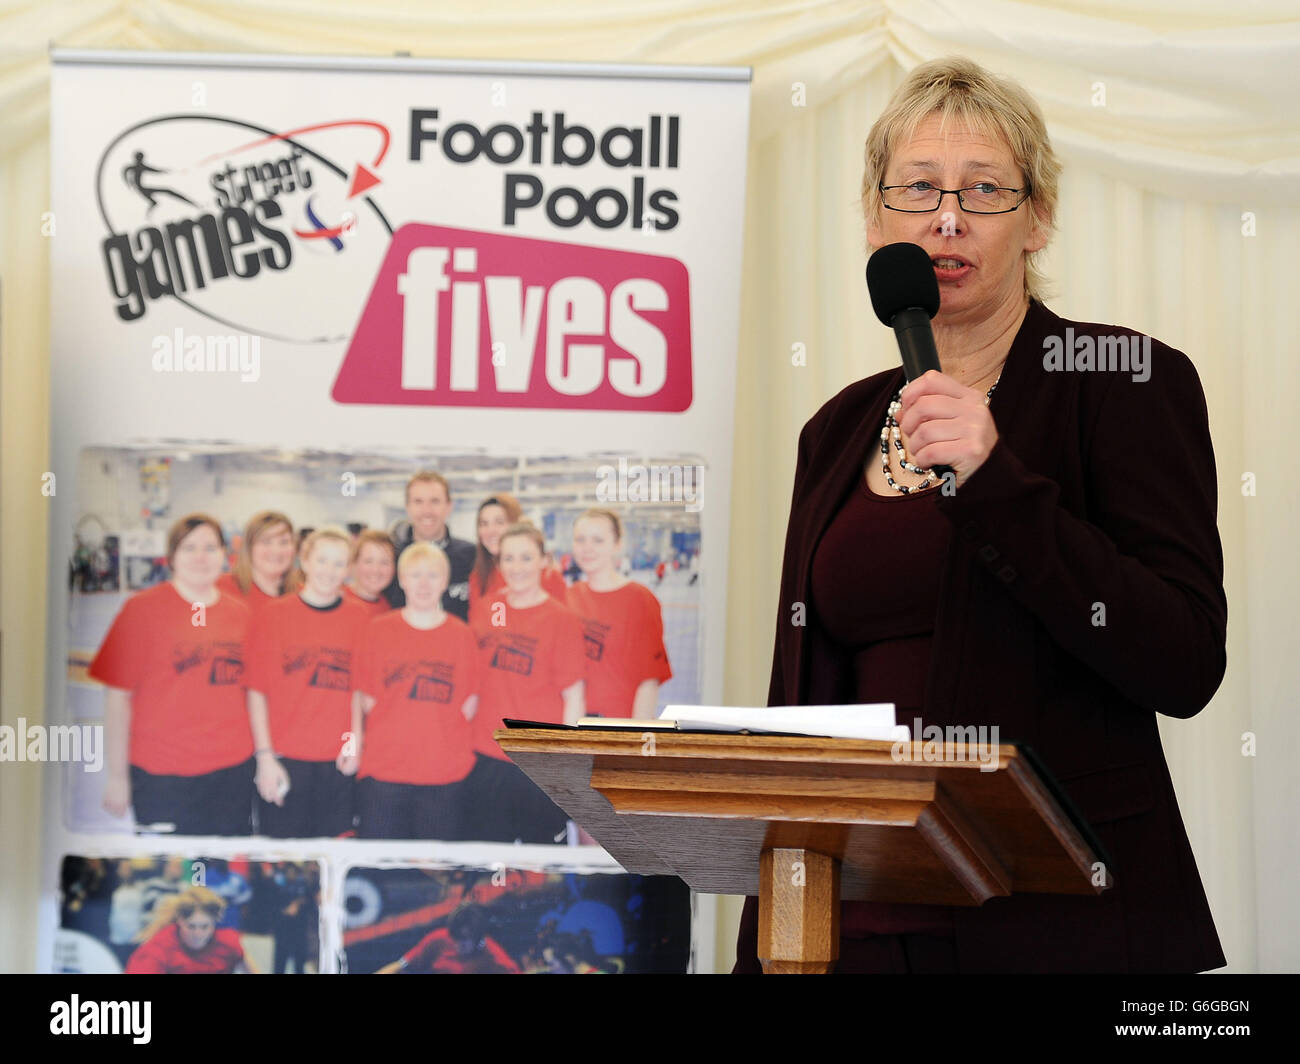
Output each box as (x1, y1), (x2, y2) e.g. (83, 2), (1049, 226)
(978, 544), (1000, 563)
(997, 564), (1018, 583)
(962, 521), (981, 541)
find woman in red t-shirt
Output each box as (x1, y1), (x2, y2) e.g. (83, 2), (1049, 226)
(343, 529), (396, 616)
(125, 885), (254, 974)
(216, 510), (295, 618)
(465, 522), (585, 844)
(353, 542), (480, 840)
(90, 514), (255, 837)
(245, 527), (371, 839)
(567, 509), (672, 720)
(467, 493), (566, 627)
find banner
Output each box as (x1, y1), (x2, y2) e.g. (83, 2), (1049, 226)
(42, 50), (750, 973)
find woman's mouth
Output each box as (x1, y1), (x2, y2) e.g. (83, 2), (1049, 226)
(932, 256), (973, 281)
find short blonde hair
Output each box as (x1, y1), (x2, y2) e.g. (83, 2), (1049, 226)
(397, 541), (450, 580)
(861, 56), (1061, 303)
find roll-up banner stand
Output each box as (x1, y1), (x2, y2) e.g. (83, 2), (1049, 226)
(44, 50), (750, 975)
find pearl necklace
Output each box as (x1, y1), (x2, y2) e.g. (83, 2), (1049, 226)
(878, 374), (1001, 494)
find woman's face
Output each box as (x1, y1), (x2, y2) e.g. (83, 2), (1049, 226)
(867, 112), (1047, 327)
(353, 542), (395, 597)
(477, 504), (510, 557)
(172, 524), (224, 589)
(178, 912), (216, 952)
(573, 517), (619, 575)
(499, 535), (544, 595)
(250, 523), (295, 580)
(399, 558), (448, 611)
(301, 538), (349, 598)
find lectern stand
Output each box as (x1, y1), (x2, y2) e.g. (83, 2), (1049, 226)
(495, 727), (1110, 974)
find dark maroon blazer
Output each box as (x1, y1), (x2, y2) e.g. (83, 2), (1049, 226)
(735, 299), (1227, 973)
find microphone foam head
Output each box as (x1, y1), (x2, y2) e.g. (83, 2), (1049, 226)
(866, 242), (941, 326)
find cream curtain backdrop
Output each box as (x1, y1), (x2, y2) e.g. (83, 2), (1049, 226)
(2, 1), (1296, 973)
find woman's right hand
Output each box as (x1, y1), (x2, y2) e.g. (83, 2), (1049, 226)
(255, 754), (290, 806)
(101, 773), (131, 818)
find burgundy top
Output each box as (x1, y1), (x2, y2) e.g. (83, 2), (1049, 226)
(810, 474), (955, 938)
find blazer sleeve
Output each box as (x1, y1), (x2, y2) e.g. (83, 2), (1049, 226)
(936, 344), (1227, 720)
(766, 410), (821, 708)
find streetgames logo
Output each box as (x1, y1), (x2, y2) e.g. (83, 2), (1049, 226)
(333, 224), (693, 411)
(95, 115), (393, 342)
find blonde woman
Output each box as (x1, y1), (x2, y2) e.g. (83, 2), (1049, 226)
(567, 509), (672, 720)
(466, 522), (584, 843)
(217, 510), (295, 617)
(245, 527), (371, 838)
(125, 885), (255, 973)
(353, 542), (480, 840)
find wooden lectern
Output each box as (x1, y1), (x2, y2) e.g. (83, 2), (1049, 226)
(496, 727), (1111, 974)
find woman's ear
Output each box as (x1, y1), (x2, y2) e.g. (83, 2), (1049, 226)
(1024, 202), (1051, 254)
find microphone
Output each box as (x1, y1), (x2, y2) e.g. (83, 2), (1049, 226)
(865, 241), (950, 479)
(866, 241), (942, 382)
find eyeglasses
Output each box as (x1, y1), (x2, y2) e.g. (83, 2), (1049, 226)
(879, 182), (1031, 215)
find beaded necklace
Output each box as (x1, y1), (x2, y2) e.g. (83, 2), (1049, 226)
(878, 373), (1001, 494)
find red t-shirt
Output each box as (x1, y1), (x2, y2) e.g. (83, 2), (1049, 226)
(401, 927), (520, 973)
(88, 582), (253, 776)
(356, 611), (479, 785)
(468, 566), (567, 628)
(125, 923), (245, 974)
(216, 572), (280, 617)
(343, 585), (390, 616)
(566, 581), (672, 717)
(245, 595), (371, 761)
(473, 596), (585, 760)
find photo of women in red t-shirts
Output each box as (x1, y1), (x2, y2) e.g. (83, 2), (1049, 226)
(467, 493), (566, 628)
(125, 885), (254, 974)
(466, 522), (585, 844)
(216, 510), (295, 618)
(353, 542), (480, 840)
(89, 514), (255, 837)
(342, 529), (395, 617)
(567, 509), (673, 719)
(245, 527), (371, 839)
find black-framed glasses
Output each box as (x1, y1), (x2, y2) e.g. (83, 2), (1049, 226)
(879, 181), (1031, 215)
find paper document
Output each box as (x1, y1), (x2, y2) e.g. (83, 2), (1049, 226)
(658, 704), (907, 741)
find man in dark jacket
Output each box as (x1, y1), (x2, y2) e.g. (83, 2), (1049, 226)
(382, 471), (476, 621)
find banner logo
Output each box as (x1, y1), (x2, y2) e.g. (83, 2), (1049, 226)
(333, 224), (692, 411)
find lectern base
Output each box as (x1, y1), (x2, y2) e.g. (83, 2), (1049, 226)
(757, 847), (841, 974)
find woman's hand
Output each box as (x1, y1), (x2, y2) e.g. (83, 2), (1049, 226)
(896, 369), (1000, 488)
(102, 772), (131, 818)
(255, 753), (290, 805)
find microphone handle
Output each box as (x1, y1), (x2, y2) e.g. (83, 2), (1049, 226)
(890, 307), (952, 481)
(892, 307), (942, 381)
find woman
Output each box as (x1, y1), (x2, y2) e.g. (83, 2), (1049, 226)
(466, 522), (585, 844)
(91, 514), (255, 836)
(125, 885), (255, 973)
(735, 56), (1227, 974)
(468, 493), (566, 627)
(344, 530), (396, 616)
(245, 527), (371, 838)
(217, 510), (295, 616)
(352, 542), (480, 840)
(566, 508), (672, 719)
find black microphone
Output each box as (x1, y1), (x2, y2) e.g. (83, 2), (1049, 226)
(866, 241), (942, 382)
(865, 241), (950, 479)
